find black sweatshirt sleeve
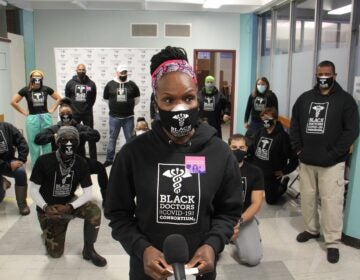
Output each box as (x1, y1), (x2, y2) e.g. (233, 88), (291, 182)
(64, 81), (71, 98)
(10, 124), (29, 163)
(220, 92), (231, 115)
(89, 81), (97, 107)
(244, 95), (253, 123)
(330, 96), (360, 159)
(282, 133), (298, 175)
(34, 126), (57, 146)
(77, 124), (100, 143)
(289, 100), (302, 154)
(203, 153), (243, 254)
(104, 147), (151, 260)
(103, 83), (110, 100)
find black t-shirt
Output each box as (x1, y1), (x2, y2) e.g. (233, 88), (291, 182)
(103, 80), (140, 118)
(18, 86), (54, 115)
(240, 161), (264, 211)
(30, 152), (92, 210)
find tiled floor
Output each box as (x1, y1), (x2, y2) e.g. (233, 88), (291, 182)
(1, 124), (360, 279)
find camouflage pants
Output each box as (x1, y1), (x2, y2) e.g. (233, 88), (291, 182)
(37, 201), (101, 258)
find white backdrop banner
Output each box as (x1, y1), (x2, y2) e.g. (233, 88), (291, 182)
(54, 47), (160, 155)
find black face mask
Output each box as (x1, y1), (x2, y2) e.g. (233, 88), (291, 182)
(317, 76), (334, 89)
(77, 72), (86, 80)
(262, 119), (274, 129)
(233, 149), (247, 163)
(119, 75), (127, 82)
(31, 77), (43, 86)
(158, 107), (199, 138)
(58, 140), (76, 162)
(60, 114), (72, 124)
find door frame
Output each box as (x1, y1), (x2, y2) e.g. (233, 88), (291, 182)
(193, 49), (236, 136)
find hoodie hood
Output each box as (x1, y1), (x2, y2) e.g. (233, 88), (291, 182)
(151, 120), (217, 153)
(72, 74), (89, 83)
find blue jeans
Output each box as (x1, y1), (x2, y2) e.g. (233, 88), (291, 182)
(0, 166), (28, 203)
(106, 115), (134, 161)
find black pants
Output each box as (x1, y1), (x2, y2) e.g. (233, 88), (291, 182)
(264, 177), (286, 204)
(86, 157), (108, 192)
(74, 113), (97, 160)
(129, 255), (216, 280)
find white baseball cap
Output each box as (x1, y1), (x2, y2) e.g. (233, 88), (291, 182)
(117, 64), (128, 72)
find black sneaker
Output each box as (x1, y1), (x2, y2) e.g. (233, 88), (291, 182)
(327, 248), (339, 263)
(296, 231), (320, 242)
(103, 161), (113, 167)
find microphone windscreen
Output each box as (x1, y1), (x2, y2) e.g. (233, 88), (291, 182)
(163, 234), (189, 264)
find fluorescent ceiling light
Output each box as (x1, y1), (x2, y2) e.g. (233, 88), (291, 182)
(0, 0), (7, 6)
(328, 4), (352, 15)
(72, 0), (88, 10)
(203, 0), (222, 9)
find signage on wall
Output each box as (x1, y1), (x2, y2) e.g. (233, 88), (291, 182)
(54, 47), (160, 154)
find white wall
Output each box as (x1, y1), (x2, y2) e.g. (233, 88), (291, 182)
(34, 10), (241, 93)
(8, 33), (26, 133)
(0, 40), (13, 122)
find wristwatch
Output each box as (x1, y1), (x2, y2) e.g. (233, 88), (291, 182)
(239, 217), (244, 225)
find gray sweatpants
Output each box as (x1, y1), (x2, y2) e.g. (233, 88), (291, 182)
(234, 217), (262, 266)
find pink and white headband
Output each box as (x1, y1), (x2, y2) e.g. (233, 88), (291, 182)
(151, 59), (197, 92)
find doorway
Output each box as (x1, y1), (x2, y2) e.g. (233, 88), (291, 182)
(193, 49), (236, 138)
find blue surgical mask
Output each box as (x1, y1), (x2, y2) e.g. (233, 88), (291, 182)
(257, 85), (267, 94)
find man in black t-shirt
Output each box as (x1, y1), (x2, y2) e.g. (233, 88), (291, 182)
(103, 64), (140, 167)
(30, 126), (107, 267)
(229, 134), (264, 266)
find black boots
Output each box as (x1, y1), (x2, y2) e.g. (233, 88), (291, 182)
(15, 185), (30, 215)
(82, 221), (107, 267)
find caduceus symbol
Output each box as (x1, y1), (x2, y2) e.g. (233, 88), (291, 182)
(163, 168), (192, 194)
(312, 105), (325, 117)
(173, 113), (189, 127)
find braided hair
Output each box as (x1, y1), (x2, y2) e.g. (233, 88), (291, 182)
(59, 97), (74, 110)
(150, 46), (189, 75)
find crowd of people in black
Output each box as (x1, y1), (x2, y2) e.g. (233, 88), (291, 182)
(1, 45), (358, 278)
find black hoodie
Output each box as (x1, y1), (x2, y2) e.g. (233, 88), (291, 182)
(290, 81), (359, 167)
(249, 122), (298, 179)
(34, 120), (100, 158)
(105, 121), (243, 260)
(244, 90), (278, 123)
(198, 87), (230, 134)
(65, 75), (97, 115)
(0, 122), (29, 173)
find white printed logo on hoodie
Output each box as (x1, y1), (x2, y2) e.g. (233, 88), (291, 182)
(306, 102), (329, 134)
(156, 163), (200, 225)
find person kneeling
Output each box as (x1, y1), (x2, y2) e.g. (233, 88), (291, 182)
(30, 126), (107, 267)
(229, 134), (264, 266)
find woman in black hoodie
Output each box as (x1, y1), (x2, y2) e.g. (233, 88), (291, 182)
(105, 46), (243, 280)
(249, 107), (298, 204)
(244, 77), (278, 141)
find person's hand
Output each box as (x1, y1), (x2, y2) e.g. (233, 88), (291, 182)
(274, 170), (284, 179)
(223, 114), (231, 122)
(10, 160), (24, 171)
(186, 244), (215, 276)
(44, 205), (61, 219)
(244, 122), (249, 129)
(231, 222), (240, 242)
(143, 246), (172, 280)
(53, 204), (73, 215)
